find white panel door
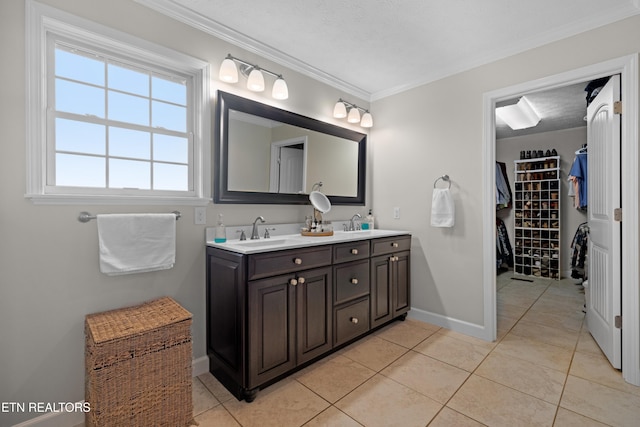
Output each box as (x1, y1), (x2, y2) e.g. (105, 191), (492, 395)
(278, 146), (304, 194)
(586, 75), (622, 369)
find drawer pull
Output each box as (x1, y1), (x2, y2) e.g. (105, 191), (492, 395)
(350, 248), (359, 255)
(298, 277), (306, 284)
(293, 257), (303, 265)
(392, 242), (399, 248)
(389, 256), (399, 262)
(350, 278), (358, 285)
(350, 317), (359, 324)
(289, 278), (298, 286)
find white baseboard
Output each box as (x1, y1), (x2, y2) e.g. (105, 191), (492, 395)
(12, 356), (210, 427)
(408, 307), (493, 342)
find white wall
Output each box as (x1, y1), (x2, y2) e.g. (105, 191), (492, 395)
(0, 0), (370, 425)
(370, 15), (640, 331)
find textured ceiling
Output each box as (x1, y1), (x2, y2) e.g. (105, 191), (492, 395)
(137, 0), (639, 135)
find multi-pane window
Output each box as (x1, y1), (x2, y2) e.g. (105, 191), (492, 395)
(26, 1), (209, 204)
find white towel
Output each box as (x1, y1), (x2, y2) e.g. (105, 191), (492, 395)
(97, 213), (176, 276)
(431, 188), (455, 227)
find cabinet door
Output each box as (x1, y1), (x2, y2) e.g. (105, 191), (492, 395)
(370, 254), (393, 328)
(392, 251), (410, 317)
(296, 267), (333, 364)
(248, 275), (296, 388)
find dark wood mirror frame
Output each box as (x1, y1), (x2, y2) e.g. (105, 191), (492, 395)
(214, 91), (367, 205)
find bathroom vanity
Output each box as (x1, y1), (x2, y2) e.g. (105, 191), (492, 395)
(206, 230), (410, 401)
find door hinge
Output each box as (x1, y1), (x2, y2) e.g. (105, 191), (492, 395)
(614, 101), (622, 115)
(615, 315), (622, 329)
(614, 208), (622, 222)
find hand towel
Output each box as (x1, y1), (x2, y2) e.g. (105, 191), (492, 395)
(431, 188), (455, 227)
(97, 213), (176, 276)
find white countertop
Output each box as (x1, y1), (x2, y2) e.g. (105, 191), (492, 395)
(206, 229), (410, 254)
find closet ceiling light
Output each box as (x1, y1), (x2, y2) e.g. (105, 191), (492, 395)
(496, 96), (540, 130)
(219, 54), (288, 100)
(333, 98), (373, 128)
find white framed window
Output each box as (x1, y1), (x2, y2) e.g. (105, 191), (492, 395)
(26, 0), (210, 205)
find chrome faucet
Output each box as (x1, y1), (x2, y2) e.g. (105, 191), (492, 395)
(251, 216), (266, 239)
(348, 213), (362, 231)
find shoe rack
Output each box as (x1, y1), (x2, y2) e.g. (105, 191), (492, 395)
(513, 156), (561, 279)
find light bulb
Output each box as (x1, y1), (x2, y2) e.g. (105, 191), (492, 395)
(247, 68), (265, 92)
(333, 101), (347, 118)
(219, 57), (238, 83)
(272, 77), (289, 100)
(347, 107), (361, 123)
(360, 112), (373, 128)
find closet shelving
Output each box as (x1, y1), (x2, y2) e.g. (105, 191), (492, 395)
(513, 156), (561, 279)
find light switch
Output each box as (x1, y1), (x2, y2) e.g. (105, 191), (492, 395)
(195, 207), (206, 225)
(393, 207), (400, 219)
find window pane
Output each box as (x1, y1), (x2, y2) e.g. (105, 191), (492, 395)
(110, 127), (150, 160)
(152, 101), (186, 132)
(108, 91), (149, 126)
(55, 47), (104, 86)
(152, 75), (186, 105)
(154, 134), (188, 163)
(109, 63), (149, 97)
(56, 79), (105, 117)
(154, 163), (188, 191)
(56, 118), (105, 155)
(109, 158), (150, 189)
(56, 153), (105, 187)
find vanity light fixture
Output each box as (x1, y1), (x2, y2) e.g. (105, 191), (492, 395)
(495, 96), (540, 130)
(333, 99), (373, 128)
(219, 54), (289, 100)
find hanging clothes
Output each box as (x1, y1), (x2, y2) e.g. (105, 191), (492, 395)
(570, 222), (589, 280)
(568, 149), (588, 210)
(496, 162), (512, 210)
(496, 218), (513, 269)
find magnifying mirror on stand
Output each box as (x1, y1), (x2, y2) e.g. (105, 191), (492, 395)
(303, 182), (333, 236)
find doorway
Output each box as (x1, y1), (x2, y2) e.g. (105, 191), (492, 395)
(269, 137), (308, 193)
(482, 55), (640, 386)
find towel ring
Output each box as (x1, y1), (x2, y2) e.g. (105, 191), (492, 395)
(433, 175), (451, 189)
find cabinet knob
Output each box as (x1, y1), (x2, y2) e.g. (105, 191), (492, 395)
(350, 278), (358, 285)
(350, 248), (359, 255)
(392, 242), (399, 248)
(390, 256), (399, 262)
(298, 277), (306, 284)
(293, 257), (303, 265)
(395, 256), (400, 262)
(289, 278), (298, 286)
(350, 317), (359, 324)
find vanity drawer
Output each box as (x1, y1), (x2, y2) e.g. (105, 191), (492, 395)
(334, 259), (370, 305)
(248, 246), (332, 280)
(371, 235), (411, 256)
(334, 297), (370, 347)
(333, 240), (370, 264)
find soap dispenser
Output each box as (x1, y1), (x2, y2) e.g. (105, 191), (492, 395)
(214, 213), (227, 243)
(366, 209), (375, 230)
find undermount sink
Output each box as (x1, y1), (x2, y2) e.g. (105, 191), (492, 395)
(228, 238), (298, 248)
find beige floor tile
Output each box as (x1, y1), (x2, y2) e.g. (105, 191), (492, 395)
(381, 350), (469, 404)
(560, 375), (640, 426)
(296, 354), (375, 403)
(496, 314), (518, 341)
(428, 407), (485, 427)
(198, 372), (236, 403)
(509, 319), (580, 350)
(404, 317), (442, 333)
(448, 375), (557, 427)
(303, 406), (362, 427)
(414, 331), (491, 372)
(437, 328), (496, 350)
(335, 374), (442, 427)
(374, 319), (438, 348)
(493, 334), (573, 373)
(193, 376), (220, 416)
(339, 335), (408, 371)
(497, 300), (530, 319)
(475, 352), (566, 404)
(570, 350), (640, 397)
(195, 405), (242, 427)
(553, 407), (609, 426)
(497, 291), (540, 309)
(575, 328), (604, 356)
(223, 379), (329, 427)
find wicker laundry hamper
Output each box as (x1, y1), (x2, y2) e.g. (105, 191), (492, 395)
(85, 297), (194, 427)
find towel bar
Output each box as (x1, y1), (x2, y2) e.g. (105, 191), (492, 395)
(433, 175), (451, 189)
(78, 211), (181, 223)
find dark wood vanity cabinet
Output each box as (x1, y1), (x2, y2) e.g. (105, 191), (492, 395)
(206, 234), (410, 402)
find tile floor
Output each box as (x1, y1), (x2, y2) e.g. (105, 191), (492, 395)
(188, 275), (640, 426)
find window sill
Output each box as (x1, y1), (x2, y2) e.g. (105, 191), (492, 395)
(25, 193), (211, 206)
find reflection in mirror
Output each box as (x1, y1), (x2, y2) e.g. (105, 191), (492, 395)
(215, 91), (366, 205)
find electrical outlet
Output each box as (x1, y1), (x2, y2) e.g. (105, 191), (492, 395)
(393, 207), (400, 219)
(195, 207), (207, 225)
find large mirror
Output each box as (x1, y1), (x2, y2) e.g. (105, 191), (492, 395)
(214, 91), (366, 205)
